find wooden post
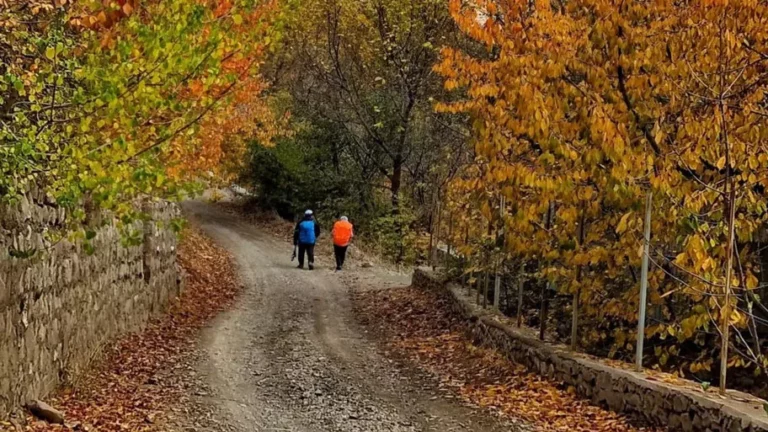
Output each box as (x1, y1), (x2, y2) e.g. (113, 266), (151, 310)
(635, 191), (652, 370)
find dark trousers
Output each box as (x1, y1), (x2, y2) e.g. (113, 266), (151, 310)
(298, 243), (315, 267)
(334, 245), (348, 269)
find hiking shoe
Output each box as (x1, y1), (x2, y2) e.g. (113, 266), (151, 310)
(308, 264), (314, 270)
(297, 264), (304, 269)
(335, 266), (341, 271)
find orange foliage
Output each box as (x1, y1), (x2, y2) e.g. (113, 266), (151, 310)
(166, 77), (287, 182)
(72, 0), (286, 184)
(69, 0), (139, 29)
(163, 0), (286, 183)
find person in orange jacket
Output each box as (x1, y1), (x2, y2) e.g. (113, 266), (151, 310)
(331, 216), (354, 271)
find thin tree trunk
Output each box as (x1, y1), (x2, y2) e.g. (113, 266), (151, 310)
(392, 156), (404, 262)
(463, 225), (470, 293)
(571, 208), (587, 351)
(493, 257), (502, 309)
(540, 201), (554, 341)
(391, 157), (403, 212)
(476, 265), (483, 305)
(433, 201), (442, 270)
(446, 212), (454, 268)
(540, 281), (550, 341)
(720, 188), (736, 394)
(718, 19), (735, 393)
(494, 195), (505, 309)
(428, 208), (434, 268)
(517, 273), (524, 328)
(483, 269), (490, 309)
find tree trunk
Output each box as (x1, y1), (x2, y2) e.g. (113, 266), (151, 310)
(517, 273), (524, 328)
(540, 201), (554, 341)
(392, 156), (404, 262)
(446, 212), (454, 266)
(433, 201), (442, 270)
(540, 281), (550, 341)
(572, 207), (587, 351)
(391, 156), (403, 213)
(720, 188), (736, 395)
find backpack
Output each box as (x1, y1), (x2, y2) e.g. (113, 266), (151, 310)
(333, 220), (353, 246)
(298, 220), (317, 244)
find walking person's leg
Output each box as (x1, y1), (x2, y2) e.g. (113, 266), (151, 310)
(307, 244), (315, 269)
(338, 245), (348, 269)
(334, 245), (342, 270)
(298, 244), (306, 268)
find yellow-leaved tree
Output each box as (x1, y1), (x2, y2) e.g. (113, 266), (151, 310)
(437, 0), (768, 392)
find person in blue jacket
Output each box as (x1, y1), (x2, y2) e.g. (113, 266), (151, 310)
(293, 209), (321, 270)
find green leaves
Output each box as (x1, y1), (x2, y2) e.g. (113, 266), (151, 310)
(1, 0), (277, 227)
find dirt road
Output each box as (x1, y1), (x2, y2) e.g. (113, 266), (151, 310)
(180, 201), (522, 432)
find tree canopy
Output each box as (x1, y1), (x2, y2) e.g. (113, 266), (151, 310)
(1, 0), (281, 221)
(436, 0), (768, 389)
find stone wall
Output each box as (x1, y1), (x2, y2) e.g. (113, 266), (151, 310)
(0, 192), (181, 417)
(412, 268), (768, 432)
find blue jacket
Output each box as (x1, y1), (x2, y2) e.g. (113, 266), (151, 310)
(294, 217), (321, 245)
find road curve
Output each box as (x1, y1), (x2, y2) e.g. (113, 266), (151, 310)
(179, 201), (521, 432)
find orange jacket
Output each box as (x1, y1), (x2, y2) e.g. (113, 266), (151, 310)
(332, 220), (354, 246)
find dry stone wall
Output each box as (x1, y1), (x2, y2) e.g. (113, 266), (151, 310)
(412, 268), (768, 432)
(0, 191), (182, 417)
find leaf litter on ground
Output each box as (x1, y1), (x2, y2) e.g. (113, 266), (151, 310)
(5, 227), (241, 432)
(353, 286), (662, 432)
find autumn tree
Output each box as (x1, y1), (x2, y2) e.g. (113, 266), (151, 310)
(437, 0), (768, 391)
(1, 0), (280, 221)
(269, 0), (470, 215)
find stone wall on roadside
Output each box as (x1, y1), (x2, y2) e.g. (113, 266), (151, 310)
(0, 191), (182, 417)
(412, 268), (768, 432)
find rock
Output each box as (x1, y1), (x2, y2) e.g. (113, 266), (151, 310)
(25, 399), (65, 424)
(361, 262), (373, 268)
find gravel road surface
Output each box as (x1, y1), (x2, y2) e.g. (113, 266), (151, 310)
(179, 201), (522, 432)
